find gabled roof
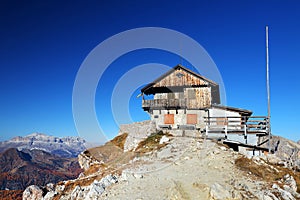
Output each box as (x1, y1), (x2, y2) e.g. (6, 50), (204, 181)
(141, 64), (218, 93)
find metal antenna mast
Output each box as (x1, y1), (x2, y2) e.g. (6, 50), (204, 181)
(266, 26), (271, 153)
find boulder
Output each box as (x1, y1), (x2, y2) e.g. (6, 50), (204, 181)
(85, 174), (118, 199)
(23, 185), (43, 200)
(219, 146), (227, 151)
(159, 135), (170, 144)
(86, 180), (105, 199)
(46, 183), (54, 192)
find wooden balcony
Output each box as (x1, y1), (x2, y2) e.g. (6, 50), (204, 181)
(142, 99), (187, 110)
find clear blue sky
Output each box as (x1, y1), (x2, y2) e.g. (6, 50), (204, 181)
(0, 0), (299, 142)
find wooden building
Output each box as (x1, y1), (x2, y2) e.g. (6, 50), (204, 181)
(141, 64), (252, 130)
(141, 64), (271, 155)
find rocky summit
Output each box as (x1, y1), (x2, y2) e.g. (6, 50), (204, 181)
(0, 133), (87, 158)
(23, 122), (300, 200)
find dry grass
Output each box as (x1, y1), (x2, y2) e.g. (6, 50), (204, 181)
(83, 163), (106, 176)
(110, 133), (128, 150)
(81, 133), (134, 177)
(135, 131), (171, 155)
(235, 156), (300, 193)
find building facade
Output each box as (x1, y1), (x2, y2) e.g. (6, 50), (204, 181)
(141, 64), (252, 131)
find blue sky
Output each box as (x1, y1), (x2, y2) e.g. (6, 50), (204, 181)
(0, 0), (299, 142)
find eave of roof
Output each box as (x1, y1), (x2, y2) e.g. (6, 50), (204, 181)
(211, 104), (253, 116)
(141, 64), (218, 93)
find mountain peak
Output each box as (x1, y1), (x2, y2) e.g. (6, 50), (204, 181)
(0, 133), (87, 158)
(26, 132), (48, 137)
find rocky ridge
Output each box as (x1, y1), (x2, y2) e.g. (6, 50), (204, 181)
(263, 135), (300, 170)
(0, 133), (87, 158)
(23, 128), (300, 200)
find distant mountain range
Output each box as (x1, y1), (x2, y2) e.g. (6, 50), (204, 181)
(0, 133), (87, 192)
(0, 133), (87, 158)
(0, 148), (82, 190)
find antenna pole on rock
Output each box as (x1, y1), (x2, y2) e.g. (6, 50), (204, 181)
(266, 26), (271, 153)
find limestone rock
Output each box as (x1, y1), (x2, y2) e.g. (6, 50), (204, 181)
(78, 152), (101, 171)
(266, 154), (282, 165)
(46, 183), (54, 192)
(43, 191), (57, 200)
(263, 136), (300, 169)
(119, 120), (156, 151)
(262, 191), (279, 200)
(283, 174), (297, 193)
(85, 174), (118, 199)
(209, 183), (232, 200)
(272, 184), (295, 200)
(86, 181), (105, 200)
(70, 185), (84, 200)
(23, 185), (43, 200)
(219, 146), (227, 151)
(159, 135), (170, 144)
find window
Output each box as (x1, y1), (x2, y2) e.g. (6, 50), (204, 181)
(164, 114), (174, 124)
(187, 114), (197, 124)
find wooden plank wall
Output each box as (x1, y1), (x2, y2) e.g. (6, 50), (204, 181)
(153, 69), (208, 87)
(185, 87), (211, 109)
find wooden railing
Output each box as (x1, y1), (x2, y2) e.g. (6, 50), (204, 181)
(142, 99), (187, 108)
(204, 116), (270, 136)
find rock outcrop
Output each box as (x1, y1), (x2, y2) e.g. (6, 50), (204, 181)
(23, 185), (43, 200)
(119, 120), (156, 151)
(266, 136), (300, 170)
(78, 151), (102, 171)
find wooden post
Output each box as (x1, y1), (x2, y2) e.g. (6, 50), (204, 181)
(244, 124), (247, 144)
